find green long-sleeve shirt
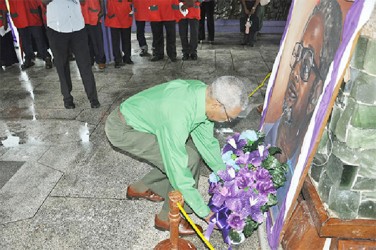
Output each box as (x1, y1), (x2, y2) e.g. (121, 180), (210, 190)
(119, 79), (226, 218)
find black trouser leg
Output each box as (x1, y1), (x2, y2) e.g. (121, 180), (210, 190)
(87, 24), (106, 64)
(30, 26), (48, 59)
(46, 27), (73, 103)
(199, 4), (206, 41)
(18, 27), (34, 61)
(164, 21), (176, 59)
(70, 28), (98, 102)
(110, 28), (122, 63)
(120, 27), (131, 61)
(189, 19), (199, 54)
(151, 21), (164, 57)
(206, 1), (215, 41)
(178, 19), (189, 55)
(136, 20), (147, 49)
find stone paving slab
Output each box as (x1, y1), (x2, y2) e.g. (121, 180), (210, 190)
(0, 32), (281, 249)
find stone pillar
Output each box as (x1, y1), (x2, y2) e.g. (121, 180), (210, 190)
(310, 7), (376, 220)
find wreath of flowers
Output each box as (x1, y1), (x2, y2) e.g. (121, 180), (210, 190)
(206, 130), (288, 247)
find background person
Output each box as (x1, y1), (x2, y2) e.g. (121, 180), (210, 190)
(198, 0), (215, 44)
(105, 0), (133, 68)
(43, 0), (100, 109)
(81, 0), (106, 70)
(177, 0), (201, 60)
(133, 0), (150, 57)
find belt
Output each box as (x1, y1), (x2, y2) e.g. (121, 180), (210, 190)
(117, 107), (126, 123)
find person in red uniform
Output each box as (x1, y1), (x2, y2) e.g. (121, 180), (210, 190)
(0, 0), (18, 69)
(133, 0), (149, 57)
(105, 0), (133, 68)
(8, 0), (52, 70)
(81, 0), (106, 69)
(148, 0), (193, 62)
(177, 0), (201, 61)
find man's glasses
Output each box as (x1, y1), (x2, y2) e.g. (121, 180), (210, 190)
(217, 99), (232, 122)
(290, 42), (323, 82)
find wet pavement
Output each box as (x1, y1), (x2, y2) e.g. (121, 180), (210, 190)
(0, 31), (281, 250)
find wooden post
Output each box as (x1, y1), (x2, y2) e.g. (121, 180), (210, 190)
(154, 191), (197, 250)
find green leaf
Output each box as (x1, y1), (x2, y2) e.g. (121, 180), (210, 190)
(229, 230), (241, 243)
(268, 146), (282, 156)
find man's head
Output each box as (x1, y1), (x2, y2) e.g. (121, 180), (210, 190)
(277, 0), (342, 160)
(205, 76), (248, 123)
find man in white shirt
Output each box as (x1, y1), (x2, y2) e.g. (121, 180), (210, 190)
(42, 0), (100, 109)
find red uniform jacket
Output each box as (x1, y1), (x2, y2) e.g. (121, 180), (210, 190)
(148, 0), (179, 22)
(8, 0), (43, 28)
(133, 0), (149, 21)
(81, 0), (102, 25)
(176, 0), (201, 22)
(0, 0), (6, 28)
(105, 0), (133, 28)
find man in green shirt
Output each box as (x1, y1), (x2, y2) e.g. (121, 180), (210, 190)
(105, 76), (248, 235)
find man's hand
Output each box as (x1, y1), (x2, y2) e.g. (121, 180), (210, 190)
(244, 8), (250, 15)
(204, 211), (215, 224)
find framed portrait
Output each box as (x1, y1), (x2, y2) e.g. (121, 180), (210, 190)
(259, 0), (376, 248)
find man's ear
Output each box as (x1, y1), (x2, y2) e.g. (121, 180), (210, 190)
(307, 79), (323, 114)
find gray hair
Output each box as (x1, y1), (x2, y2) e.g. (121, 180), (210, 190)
(208, 76), (249, 111)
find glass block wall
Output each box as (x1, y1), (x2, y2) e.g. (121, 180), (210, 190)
(310, 12), (376, 220)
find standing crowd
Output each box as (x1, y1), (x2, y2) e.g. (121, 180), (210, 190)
(1, 0), (263, 109)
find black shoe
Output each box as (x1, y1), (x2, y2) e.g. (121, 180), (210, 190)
(64, 102), (76, 109)
(123, 56), (134, 64)
(190, 54), (197, 60)
(21, 60), (35, 70)
(139, 49), (149, 57)
(90, 99), (100, 108)
(115, 62), (125, 68)
(150, 55), (164, 62)
(182, 54), (189, 61)
(124, 59), (134, 65)
(45, 57), (53, 69)
(170, 57), (177, 62)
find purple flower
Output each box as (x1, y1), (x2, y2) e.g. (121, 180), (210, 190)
(235, 167), (256, 189)
(222, 133), (247, 156)
(244, 192), (268, 223)
(217, 166), (236, 182)
(254, 167), (276, 195)
(227, 213), (246, 231)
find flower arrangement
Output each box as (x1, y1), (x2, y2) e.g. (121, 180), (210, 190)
(206, 130), (288, 246)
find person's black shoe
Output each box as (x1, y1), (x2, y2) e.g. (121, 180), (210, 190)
(139, 49), (149, 57)
(124, 59), (134, 65)
(21, 60), (35, 70)
(150, 55), (164, 62)
(90, 99), (100, 108)
(115, 62), (125, 68)
(170, 57), (177, 62)
(64, 102), (76, 109)
(182, 54), (189, 61)
(45, 56), (53, 69)
(190, 54), (198, 60)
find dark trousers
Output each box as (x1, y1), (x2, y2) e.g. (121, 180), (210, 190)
(136, 20), (148, 49)
(86, 24), (106, 64)
(178, 18), (199, 55)
(150, 21), (176, 59)
(240, 1), (260, 34)
(110, 27), (131, 63)
(199, 1), (215, 41)
(18, 26), (49, 61)
(47, 27), (98, 103)
(0, 32), (19, 67)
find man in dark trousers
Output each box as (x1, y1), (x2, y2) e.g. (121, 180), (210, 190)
(42, 0), (100, 109)
(148, 0), (194, 62)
